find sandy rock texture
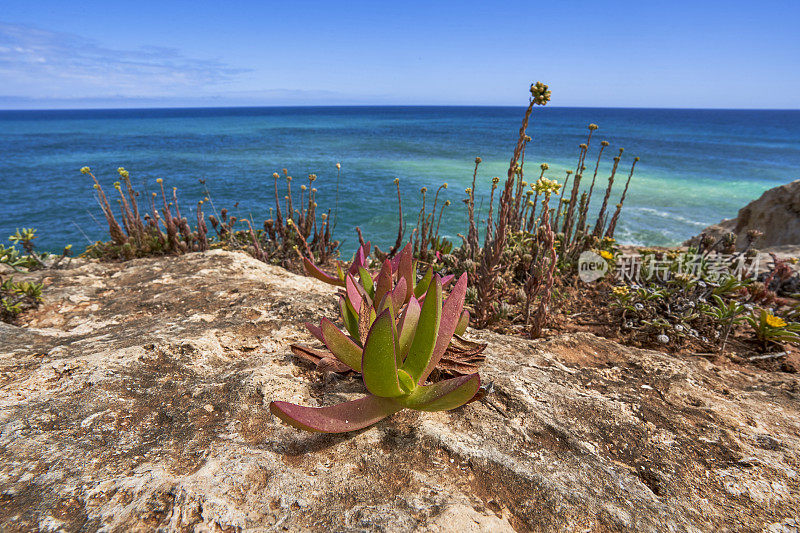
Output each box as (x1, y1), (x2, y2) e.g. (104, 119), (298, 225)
(688, 179), (800, 252)
(1, 250), (799, 532)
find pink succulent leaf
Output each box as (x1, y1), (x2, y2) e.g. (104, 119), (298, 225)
(303, 257), (346, 287)
(391, 277), (407, 314)
(374, 259), (393, 304)
(357, 296), (375, 346)
(400, 373), (480, 412)
(398, 245), (414, 302)
(361, 308), (403, 398)
(440, 274), (455, 289)
(390, 242), (411, 272)
(421, 272), (468, 383)
(321, 317), (363, 371)
(345, 274), (368, 314)
(305, 321), (325, 343)
(347, 242), (371, 276)
(270, 394), (400, 433)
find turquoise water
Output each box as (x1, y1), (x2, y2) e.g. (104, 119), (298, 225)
(1, 106), (798, 254)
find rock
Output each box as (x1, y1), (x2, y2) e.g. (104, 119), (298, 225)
(1, 250), (799, 531)
(688, 179), (800, 252)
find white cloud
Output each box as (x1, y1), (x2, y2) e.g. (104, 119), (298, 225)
(0, 22), (248, 99)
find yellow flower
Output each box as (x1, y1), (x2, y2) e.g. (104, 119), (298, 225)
(80, 166), (91, 174)
(612, 286), (629, 296)
(765, 314), (787, 328)
(600, 250), (614, 261)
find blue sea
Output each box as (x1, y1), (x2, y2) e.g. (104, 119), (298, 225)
(1, 106), (798, 254)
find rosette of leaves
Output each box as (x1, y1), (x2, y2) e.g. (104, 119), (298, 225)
(295, 242), (474, 375)
(270, 273), (481, 433)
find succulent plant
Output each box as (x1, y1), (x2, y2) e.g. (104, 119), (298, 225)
(271, 273), (481, 433)
(303, 242), (463, 346)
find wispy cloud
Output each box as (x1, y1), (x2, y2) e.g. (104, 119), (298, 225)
(0, 22), (248, 100)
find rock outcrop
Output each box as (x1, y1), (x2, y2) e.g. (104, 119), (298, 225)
(688, 179), (800, 252)
(1, 250), (799, 531)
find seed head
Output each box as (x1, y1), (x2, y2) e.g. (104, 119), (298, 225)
(492, 177), (500, 184)
(588, 124), (599, 131)
(80, 166), (91, 174)
(394, 177), (400, 185)
(272, 172), (279, 179)
(475, 157), (482, 164)
(529, 81), (551, 105)
(540, 163), (549, 170)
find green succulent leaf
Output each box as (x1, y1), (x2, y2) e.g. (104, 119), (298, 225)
(421, 273), (468, 383)
(321, 317), (363, 372)
(340, 295), (360, 339)
(414, 268), (433, 299)
(361, 308), (404, 397)
(401, 373), (481, 412)
(402, 276), (442, 383)
(358, 266), (375, 299)
(454, 309), (470, 336)
(397, 296), (421, 364)
(270, 395), (401, 433)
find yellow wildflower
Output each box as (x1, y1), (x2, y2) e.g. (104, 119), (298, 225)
(612, 286), (629, 296)
(765, 314), (787, 328)
(600, 250), (614, 261)
(80, 166), (91, 174)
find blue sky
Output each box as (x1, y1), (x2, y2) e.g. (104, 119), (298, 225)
(0, 0), (797, 109)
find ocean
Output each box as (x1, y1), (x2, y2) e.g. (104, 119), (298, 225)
(1, 106), (798, 255)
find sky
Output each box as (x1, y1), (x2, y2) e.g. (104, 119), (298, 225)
(0, 0), (798, 109)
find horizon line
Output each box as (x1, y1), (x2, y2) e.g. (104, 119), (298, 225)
(2, 103), (799, 113)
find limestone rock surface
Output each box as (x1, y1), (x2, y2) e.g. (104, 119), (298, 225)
(688, 179), (800, 252)
(1, 250), (799, 532)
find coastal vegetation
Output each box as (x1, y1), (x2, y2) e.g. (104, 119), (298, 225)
(5, 82), (799, 388)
